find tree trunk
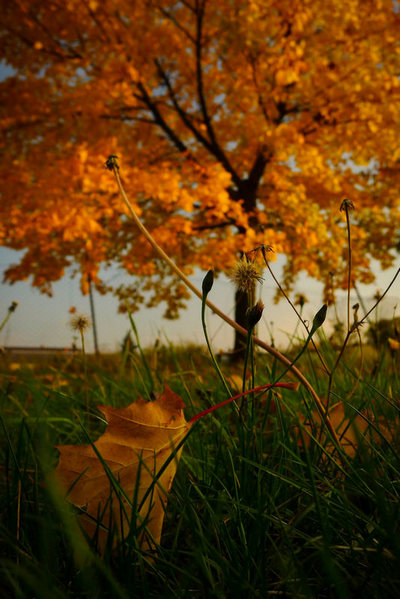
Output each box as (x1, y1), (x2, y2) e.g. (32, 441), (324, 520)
(232, 285), (255, 362)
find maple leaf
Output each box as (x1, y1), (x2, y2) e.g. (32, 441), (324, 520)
(55, 384), (189, 553)
(55, 380), (299, 553)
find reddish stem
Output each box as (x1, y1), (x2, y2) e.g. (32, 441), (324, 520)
(189, 382), (300, 424)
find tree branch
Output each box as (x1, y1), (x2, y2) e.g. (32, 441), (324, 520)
(247, 149), (270, 191)
(157, 6), (196, 43)
(192, 219), (235, 231)
(194, 0), (238, 183)
(155, 58), (242, 187)
(134, 81), (189, 154)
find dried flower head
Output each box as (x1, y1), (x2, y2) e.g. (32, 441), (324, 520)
(340, 198), (355, 212)
(105, 154), (119, 171)
(8, 301), (18, 313)
(70, 313), (91, 333)
(228, 257), (263, 292)
(295, 294), (307, 308)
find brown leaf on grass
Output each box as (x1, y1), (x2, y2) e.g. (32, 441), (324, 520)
(54, 384), (189, 553)
(298, 401), (393, 458)
(54, 379), (300, 553)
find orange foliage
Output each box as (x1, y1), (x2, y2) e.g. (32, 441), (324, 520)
(1, 1), (400, 314)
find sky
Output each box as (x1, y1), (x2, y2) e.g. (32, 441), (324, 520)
(1, 245), (398, 354)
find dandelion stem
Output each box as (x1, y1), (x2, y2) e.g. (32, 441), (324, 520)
(340, 199), (354, 334)
(0, 302), (18, 333)
(201, 275), (232, 399)
(262, 257), (330, 375)
(358, 267), (400, 325)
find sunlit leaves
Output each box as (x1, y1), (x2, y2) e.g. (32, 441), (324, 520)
(1, 0), (399, 314)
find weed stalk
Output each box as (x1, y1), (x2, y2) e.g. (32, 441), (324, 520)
(200, 270), (232, 399)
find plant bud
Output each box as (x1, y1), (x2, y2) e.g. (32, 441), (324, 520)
(202, 270), (214, 296)
(247, 300), (264, 329)
(312, 304), (327, 331)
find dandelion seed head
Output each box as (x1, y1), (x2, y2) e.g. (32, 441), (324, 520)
(228, 258), (263, 292)
(70, 313), (91, 333)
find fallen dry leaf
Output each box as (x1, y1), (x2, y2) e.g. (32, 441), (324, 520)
(298, 401), (394, 458)
(55, 384), (188, 553)
(55, 380), (299, 553)
(388, 337), (400, 351)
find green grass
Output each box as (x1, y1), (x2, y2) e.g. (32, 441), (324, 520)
(0, 339), (399, 598)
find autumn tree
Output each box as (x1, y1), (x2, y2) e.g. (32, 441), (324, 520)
(1, 0), (400, 352)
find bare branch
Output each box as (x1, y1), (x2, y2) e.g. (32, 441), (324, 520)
(155, 58), (242, 186)
(157, 6), (196, 43)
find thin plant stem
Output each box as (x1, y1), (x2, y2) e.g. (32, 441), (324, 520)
(242, 309), (252, 393)
(262, 256), (330, 376)
(80, 329), (86, 357)
(358, 267), (400, 325)
(79, 329), (89, 410)
(127, 311), (154, 392)
(326, 199), (354, 407)
(354, 282), (372, 325)
(0, 311), (13, 333)
(272, 306), (327, 387)
(0, 301), (18, 333)
(342, 200), (353, 334)
(70, 315), (90, 410)
(201, 284), (232, 399)
(108, 160), (342, 449)
(347, 324), (363, 401)
(16, 478), (21, 565)
(326, 202), (400, 406)
(241, 327), (254, 412)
